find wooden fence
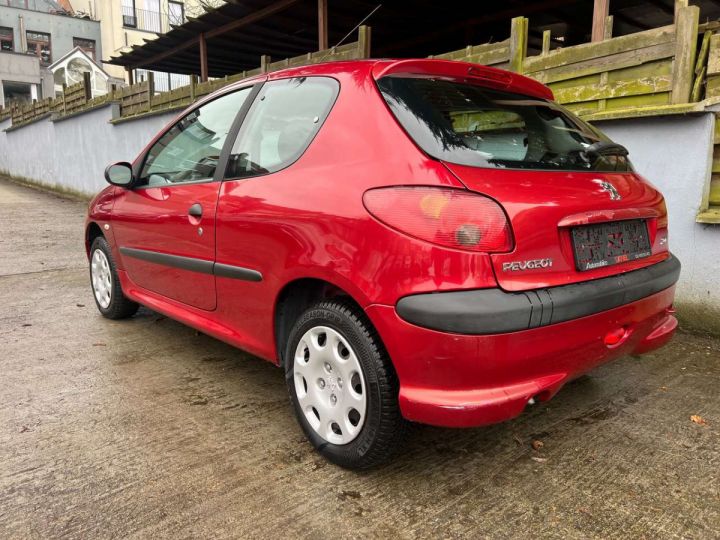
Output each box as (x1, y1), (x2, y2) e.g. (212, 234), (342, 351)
(431, 7), (700, 116)
(0, 26), (371, 128)
(703, 33), (720, 213)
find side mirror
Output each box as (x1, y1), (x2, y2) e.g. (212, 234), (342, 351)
(104, 162), (135, 188)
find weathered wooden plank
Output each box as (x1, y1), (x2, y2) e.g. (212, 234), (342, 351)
(691, 65), (706, 102)
(670, 5), (699, 104)
(432, 39), (510, 60)
(524, 24), (675, 73)
(696, 31), (712, 75)
(607, 59), (672, 81)
(509, 16), (528, 73)
(529, 42), (674, 84)
(707, 35), (720, 75)
(552, 75), (671, 104)
(542, 30), (551, 55)
(709, 176), (720, 204)
(696, 207), (720, 224)
(604, 91), (670, 110)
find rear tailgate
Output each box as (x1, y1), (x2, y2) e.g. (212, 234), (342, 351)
(443, 164), (670, 291)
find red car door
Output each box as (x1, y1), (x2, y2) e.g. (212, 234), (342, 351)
(111, 85), (256, 310)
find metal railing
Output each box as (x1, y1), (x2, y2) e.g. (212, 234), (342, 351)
(121, 6), (183, 34)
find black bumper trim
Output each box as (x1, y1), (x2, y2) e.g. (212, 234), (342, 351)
(396, 255), (681, 335)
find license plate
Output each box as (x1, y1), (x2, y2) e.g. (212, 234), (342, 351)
(571, 219), (651, 272)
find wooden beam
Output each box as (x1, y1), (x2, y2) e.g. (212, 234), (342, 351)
(542, 29), (551, 54)
(509, 16), (528, 73)
(671, 4), (699, 103)
(126, 66), (134, 85)
(674, 0), (688, 23)
(592, 0), (610, 42)
(124, 0), (301, 69)
(318, 0), (328, 51)
(199, 32), (208, 82)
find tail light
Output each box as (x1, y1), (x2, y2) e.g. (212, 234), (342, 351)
(362, 186), (513, 252)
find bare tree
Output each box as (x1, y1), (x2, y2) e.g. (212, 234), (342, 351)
(185, 0), (226, 17)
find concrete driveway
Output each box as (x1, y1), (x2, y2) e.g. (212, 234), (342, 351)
(0, 178), (718, 539)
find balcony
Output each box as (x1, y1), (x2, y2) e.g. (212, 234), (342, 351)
(121, 6), (184, 34)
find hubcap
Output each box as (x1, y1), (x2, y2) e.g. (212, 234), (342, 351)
(91, 249), (112, 309)
(293, 326), (366, 445)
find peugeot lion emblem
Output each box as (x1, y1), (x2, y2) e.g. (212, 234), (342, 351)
(594, 179), (622, 201)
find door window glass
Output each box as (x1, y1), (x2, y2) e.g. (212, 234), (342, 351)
(225, 77), (339, 178)
(139, 87), (252, 187)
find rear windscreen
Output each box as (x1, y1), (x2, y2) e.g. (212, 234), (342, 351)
(377, 76), (632, 172)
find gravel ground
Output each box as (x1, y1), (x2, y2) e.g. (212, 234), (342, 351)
(1, 178), (718, 539)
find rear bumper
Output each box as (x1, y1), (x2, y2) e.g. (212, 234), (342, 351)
(396, 255), (681, 334)
(366, 282), (678, 428)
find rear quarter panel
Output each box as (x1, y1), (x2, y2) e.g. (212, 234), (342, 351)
(212, 65), (499, 361)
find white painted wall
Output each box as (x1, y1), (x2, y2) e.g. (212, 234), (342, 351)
(596, 112), (720, 332)
(0, 105), (176, 194)
(0, 107), (718, 331)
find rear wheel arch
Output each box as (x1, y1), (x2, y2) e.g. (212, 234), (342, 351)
(274, 278), (372, 367)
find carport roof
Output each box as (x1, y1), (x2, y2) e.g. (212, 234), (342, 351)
(106, 0), (720, 79)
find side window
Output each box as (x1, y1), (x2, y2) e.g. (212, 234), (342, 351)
(139, 87), (251, 187)
(225, 77), (339, 178)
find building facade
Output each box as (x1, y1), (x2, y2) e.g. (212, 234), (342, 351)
(84, 0), (210, 91)
(0, 0), (101, 107)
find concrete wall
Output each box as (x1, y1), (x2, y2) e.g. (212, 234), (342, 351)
(0, 105), (175, 194)
(0, 107), (718, 333)
(0, 5), (102, 63)
(597, 112), (720, 334)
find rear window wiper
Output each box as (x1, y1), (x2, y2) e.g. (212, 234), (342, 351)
(583, 141), (629, 157)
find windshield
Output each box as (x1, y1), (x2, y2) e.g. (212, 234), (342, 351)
(377, 76), (632, 172)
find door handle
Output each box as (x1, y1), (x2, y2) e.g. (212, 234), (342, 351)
(188, 203), (203, 218)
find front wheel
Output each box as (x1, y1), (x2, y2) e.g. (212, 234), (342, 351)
(285, 299), (408, 469)
(89, 236), (138, 320)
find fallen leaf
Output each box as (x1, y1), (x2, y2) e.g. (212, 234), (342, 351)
(76, 303), (85, 307)
(690, 415), (708, 426)
(531, 456), (548, 463)
(19, 426), (30, 433)
(531, 440), (544, 451)
(21, 323), (32, 327)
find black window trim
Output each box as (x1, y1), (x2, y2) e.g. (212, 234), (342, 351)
(221, 75), (341, 183)
(132, 80), (265, 190)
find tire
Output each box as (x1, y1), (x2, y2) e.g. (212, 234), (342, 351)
(285, 298), (408, 469)
(89, 235), (139, 320)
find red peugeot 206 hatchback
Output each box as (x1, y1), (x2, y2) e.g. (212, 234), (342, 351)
(86, 59), (680, 469)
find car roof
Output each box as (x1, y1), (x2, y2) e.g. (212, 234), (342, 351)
(216, 58), (554, 101)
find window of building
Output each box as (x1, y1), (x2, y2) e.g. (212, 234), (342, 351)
(26, 31), (51, 65)
(168, 1), (185, 26)
(121, 0), (137, 28)
(7, 1), (29, 8)
(73, 37), (96, 59)
(0, 27), (12, 52)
